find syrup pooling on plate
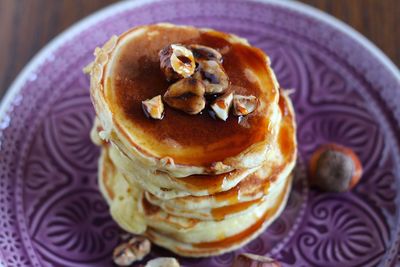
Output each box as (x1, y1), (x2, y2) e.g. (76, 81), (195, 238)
(107, 25), (277, 165)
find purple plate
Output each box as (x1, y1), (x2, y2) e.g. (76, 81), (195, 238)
(0, 0), (399, 266)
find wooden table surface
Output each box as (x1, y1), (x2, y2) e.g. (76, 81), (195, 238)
(0, 0), (398, 99)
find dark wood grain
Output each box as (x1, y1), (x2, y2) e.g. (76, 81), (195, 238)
(300, 0), (399, 68)
(0, 0), (118, 99)
(0, 0), (398, 99)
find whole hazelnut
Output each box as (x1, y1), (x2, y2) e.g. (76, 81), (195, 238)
(159, 44), (196, 81)
(163, 77), (206, 114)
(232, 253), (281, 267)
(309, 143), (363, 192)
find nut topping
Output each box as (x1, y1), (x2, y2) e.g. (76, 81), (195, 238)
(232, 253), (281, 267)
(163, 78), (206, 114)
(113, 243), (135, 266)
(113, 236), (151, 266)
(210, 92), (233, 121)
(233, 94), (258, 116)
(159, 44), (196, 81)
(194, 60), (229, 94)
(142, 95), (164, 120)
(188, 44), (222, 63)
(145, 257), (180, 267)
(155, 43), (232, 118)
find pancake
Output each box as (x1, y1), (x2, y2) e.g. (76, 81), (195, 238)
(98, 148), (147, 234)
(107, 142), (260, 198)
(88, 23), (282, 177)
(145, 175), (291, 257)
(140, 177), (291, 244)
(89, 23), (298, 258)
(98, 147), (292, 256)
(98, 92), (296, 221)
(141, 91), (297, 218)
(143, 160), (294, 220)
(92, 91), (295, 200)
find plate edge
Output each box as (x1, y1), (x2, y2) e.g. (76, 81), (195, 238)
(0, 0), (399, 121)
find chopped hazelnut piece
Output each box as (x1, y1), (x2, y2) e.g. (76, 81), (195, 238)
(309, 143), (363, 192)
(188, 44), (222, 63)
(163, 78), (206, 115)
(128, 236), (151, 258)
(210, 92), (233, 121)
(232, 253), (281, 267)
(142, 95), (164, 120)
(113, 236), (151, 266)
(113, 243), (136, 266)
(233, 95), (258, 116)
(159, 44), (196, 81)
(160, 156), (175, 167)
(194, 60), (229, 94)
(145, 257), (180, 267)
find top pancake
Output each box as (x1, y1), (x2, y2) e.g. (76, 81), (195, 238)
(89, 23), (281, 176)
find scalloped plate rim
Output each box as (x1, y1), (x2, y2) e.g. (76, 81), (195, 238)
(0, 1), (399, 266)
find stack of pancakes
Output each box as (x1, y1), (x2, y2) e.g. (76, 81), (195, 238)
(87, 24), (297, 257)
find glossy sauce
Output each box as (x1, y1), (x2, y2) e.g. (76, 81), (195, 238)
(213, 185), (241, 204)
(193, 176), (290, 249)
(202, 95), (293, 207)
(211, 198), (263, 221)
(142, 195), (161, 216)
(110, 25), (276, 165)
(211, 171), (271, 204)
(278, 126), (293, 161)
(102, 171), (115, 200)
(278, 92), (289, 116)
(179, 172), (228, 193)
(277, 94), (295, 161)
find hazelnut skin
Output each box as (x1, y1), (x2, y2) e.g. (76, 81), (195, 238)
(309, 143), (363, 192)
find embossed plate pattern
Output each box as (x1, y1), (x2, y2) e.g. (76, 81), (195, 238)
(0, 0), (399, 266)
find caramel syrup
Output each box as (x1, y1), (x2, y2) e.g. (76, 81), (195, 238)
(277, 93), (295, 162)
(142, 195), (161, 216)
(193, 176), (290, 249)
(211, 198), (263, 221)
(110, 25), (276, 165)
(179, 172), (227, 193)
(213, 185), (241, 204)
